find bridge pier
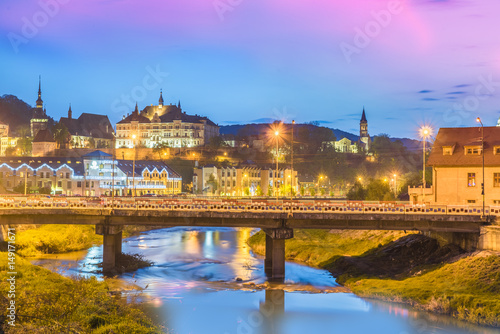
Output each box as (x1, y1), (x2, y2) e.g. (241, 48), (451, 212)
(263, 227), (293, 281)
(95, 225), (123, 273)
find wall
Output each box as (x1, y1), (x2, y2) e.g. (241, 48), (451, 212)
(435, 166), (500, 205)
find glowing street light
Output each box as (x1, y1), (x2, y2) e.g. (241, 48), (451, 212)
(274, 130), (279, 200)
(132, 134), (137, 198)
(477, 117), (485, 216)
(419, 126), (433, 202)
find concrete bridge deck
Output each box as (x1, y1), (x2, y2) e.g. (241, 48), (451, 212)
(1, 198), (497, 279)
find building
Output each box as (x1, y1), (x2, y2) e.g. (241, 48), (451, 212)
(409, 126), (500, 205)
(0, 121), (9, 138)
(323, 108), (370, 153)
(30, 76), (49, 138)
(115, 91), (219, 149)
(333, 137), (359, 153)
(59, 106), (115, 149)
(193, 162), (298, 196)
(0, 150), (182, 196)
(32, 129), (56, 157)
(358, 107), (371, 151)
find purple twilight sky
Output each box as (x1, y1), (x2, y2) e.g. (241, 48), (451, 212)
(2, 0), (500, 139)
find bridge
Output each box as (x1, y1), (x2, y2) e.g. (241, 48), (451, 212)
(0, 196), (498, 279)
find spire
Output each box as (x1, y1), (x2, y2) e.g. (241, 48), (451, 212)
(68, 104), (72, 119)
(36, 75), (43, 109)
(178, 100), (181, 109)
(159, 89), (164, 106)
(360, 106), (367, 123)
(134, 102), (139, 114)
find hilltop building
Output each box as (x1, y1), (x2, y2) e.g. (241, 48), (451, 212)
(59, 105), (115, 149)
(323, 108), (371, 153)
(359, 107), (371, 151)
(30, 76), (49, 138)
(32, 129), (56, 157)
(115, 91), (219, 149)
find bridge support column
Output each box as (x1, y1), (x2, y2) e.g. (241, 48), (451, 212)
(263, 227), (293, 281)
(95, 225), (123, 273)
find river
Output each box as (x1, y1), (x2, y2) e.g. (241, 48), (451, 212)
(32, 227), (499, 334)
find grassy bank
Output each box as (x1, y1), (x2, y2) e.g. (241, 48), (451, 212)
(14, 225), (102, 257)
(248, 229), (409, 267)
(247, 229), (500, 327)
(345, 254), (500, 327)
(0, 253), (165, 333)
(12, 224), (163, 257)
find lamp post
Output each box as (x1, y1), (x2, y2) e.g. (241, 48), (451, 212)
(420, 126), (432, 203)
(132, 134), (136, 199)
(477, 117), (485, 216)
(291, 120), (295, 199)
(24, 160), (34, 195)
(393, 173), (397, 197)
(275, 130), (279, 200)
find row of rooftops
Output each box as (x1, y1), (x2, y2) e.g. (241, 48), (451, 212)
(0, 150), (181, 178)
(428, 126), (500, 166)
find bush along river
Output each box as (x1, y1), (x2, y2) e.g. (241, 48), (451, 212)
(31, 227), (499, 334)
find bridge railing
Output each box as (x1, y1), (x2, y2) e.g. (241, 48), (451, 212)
(0, 196), (495, 216)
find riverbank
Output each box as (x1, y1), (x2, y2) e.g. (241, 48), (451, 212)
(8, 224), (162, 257)
(247, 230), (500, 327)
(0, 252), (165, 333)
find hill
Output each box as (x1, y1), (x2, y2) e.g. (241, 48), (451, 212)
(219, 123), (423, 149)
(0, 94), (34, 133)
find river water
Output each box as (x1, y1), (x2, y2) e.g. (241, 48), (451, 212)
(32, 227), (499, 334)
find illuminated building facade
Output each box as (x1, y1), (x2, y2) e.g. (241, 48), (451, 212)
(115, 91), (219, 149)
(0, 150), (181, 196)
(193, 163), (298, 196)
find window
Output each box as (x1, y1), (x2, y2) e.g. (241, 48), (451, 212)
(495, 147), (500, 155)
(494, 173), (500, 187)
(467, 173), (476, 187)
(465, 147), (480, 155)
(467, 200), (476, 204)
(66, 172), (70, 178)
(67, 181), (72, 189)
(233, 180), (236, 187)
(443, 147), (453, 155)
(57, 181), (62, 187)
(77, 181), (82, 188)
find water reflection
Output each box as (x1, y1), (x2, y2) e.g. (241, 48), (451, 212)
(31, 227), (500, 334)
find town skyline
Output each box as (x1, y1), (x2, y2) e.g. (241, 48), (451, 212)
(3, 1), (500, 139)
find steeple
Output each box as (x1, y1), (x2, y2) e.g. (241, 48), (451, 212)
(159, 89), (164, 107)
(36, 75), (43, 109)
(68, 104), (72, 119)
(134, 102), (139, 115)
(178, 100), (181, 110)
(360, 106), (367, 123)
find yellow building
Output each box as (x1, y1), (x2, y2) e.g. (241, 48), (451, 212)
(413, 126), (500, 205)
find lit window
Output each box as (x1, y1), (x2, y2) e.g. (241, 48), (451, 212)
(494, 173), (500, 187)
(443, 147), (453, 155)
(465, 147), (480, 155)
(468, 173), (476, 187)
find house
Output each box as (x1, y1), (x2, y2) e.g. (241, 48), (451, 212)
(410, 126), (500, 205)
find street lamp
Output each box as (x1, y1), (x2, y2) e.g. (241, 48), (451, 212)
(132, 134), (136, 198)
(477, 117), (485, 216)
(419, 126), (432, 203)
(24, 160), (34, 195)
(291, 120), (295, 199)
(393, 173), (397, 197)
(275, 130), (279, 200)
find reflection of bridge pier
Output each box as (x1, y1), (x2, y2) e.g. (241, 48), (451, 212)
(263, 226), (293, 281)
(95, 224), (123, 273)
(259, 289), (285, 334)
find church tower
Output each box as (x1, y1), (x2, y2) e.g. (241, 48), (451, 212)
(158, 89), (164, 108)
(31, 76), (49, 138)
(359, 107), (371, 151)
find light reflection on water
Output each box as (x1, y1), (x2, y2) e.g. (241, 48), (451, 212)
(31, 227), (499, 334)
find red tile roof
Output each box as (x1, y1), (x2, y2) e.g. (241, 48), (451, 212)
(427, 126), (500, 167)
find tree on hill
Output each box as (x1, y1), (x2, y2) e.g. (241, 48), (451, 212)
(52, 122), (70, 149)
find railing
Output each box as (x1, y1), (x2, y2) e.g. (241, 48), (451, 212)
(0, 196), (496, 217)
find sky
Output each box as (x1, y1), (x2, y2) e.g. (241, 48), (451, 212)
(2, 0), (500, 139)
